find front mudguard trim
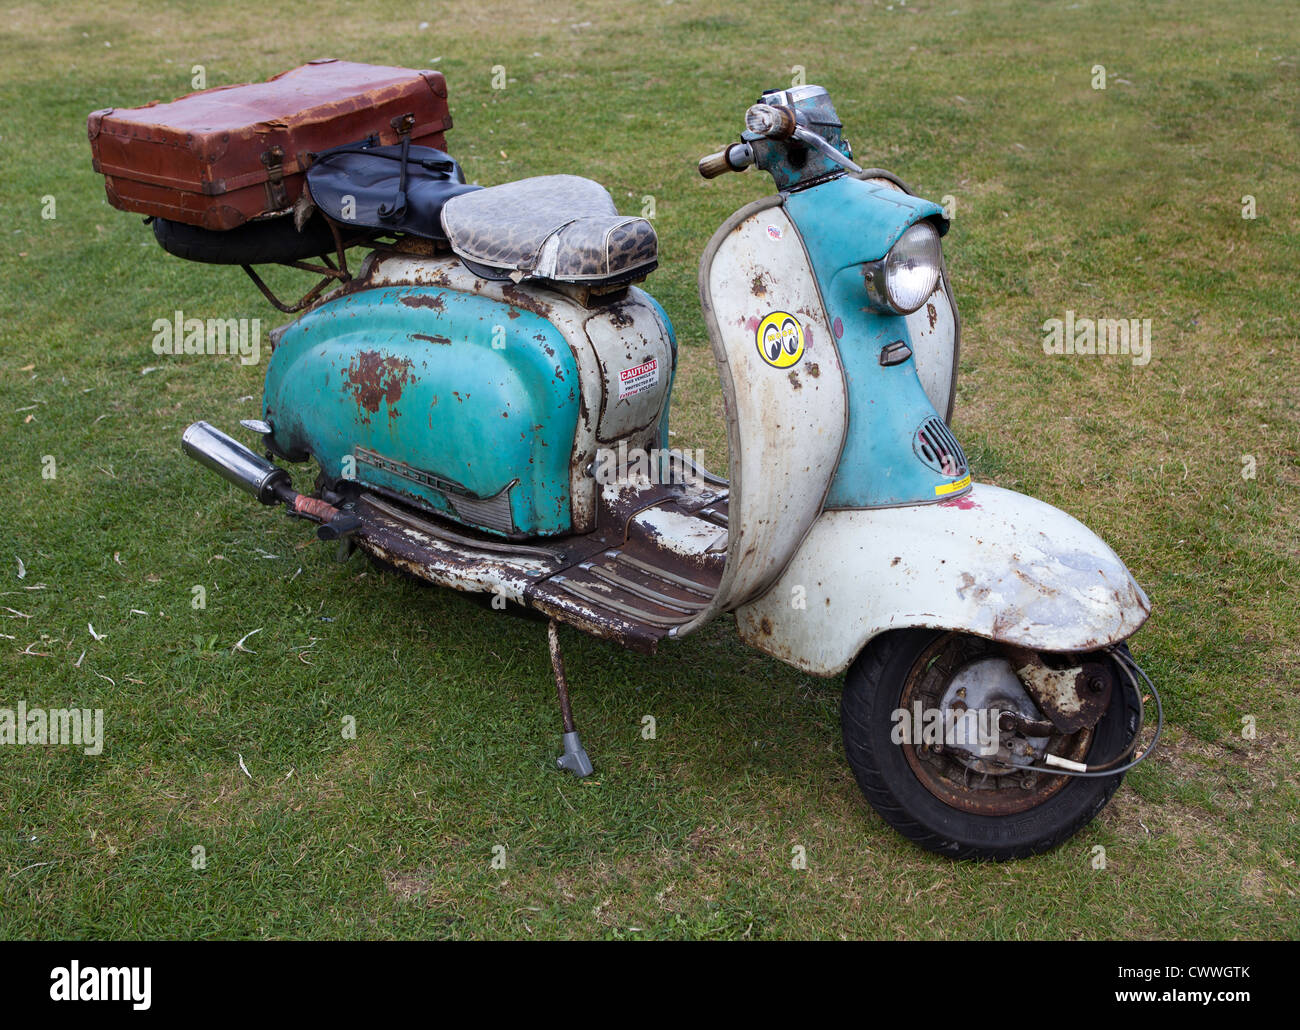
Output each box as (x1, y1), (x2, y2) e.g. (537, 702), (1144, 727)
(735, 483), (1151, 676)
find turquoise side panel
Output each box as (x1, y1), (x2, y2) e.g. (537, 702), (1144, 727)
(263, 285), (580, 537)
(783, 177), (970, 507)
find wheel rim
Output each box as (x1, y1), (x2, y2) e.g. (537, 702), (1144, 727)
(898, 633), (1094, 816)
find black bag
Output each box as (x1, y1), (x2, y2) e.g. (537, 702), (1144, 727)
(306, 138), (480, 240)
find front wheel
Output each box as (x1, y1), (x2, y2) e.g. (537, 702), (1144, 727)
(841, 629), (1139, 861)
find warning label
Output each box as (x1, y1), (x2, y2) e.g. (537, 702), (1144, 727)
(618, 357), (660, 399)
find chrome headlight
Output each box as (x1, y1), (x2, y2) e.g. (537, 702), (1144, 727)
(864, 220), (942, 315)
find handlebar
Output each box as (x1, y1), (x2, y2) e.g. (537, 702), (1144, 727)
(698, 103), (793, 178)
(698, 101), (861, 179)
(697, 142), (755, 179)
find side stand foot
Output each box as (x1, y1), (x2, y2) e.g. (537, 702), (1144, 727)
(557, 730), (594, 778)
(548, 620), (593, 778)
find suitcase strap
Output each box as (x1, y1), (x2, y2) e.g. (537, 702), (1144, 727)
(377, 114), (416, 222)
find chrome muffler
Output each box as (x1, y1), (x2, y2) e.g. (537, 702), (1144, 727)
(182, 421), (290, 505)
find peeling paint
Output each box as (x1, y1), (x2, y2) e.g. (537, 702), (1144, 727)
(399, 293), (445, 311)
(344, 351), (414, 416)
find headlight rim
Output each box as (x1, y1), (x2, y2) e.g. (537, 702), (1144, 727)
(863, 218), (943, 316)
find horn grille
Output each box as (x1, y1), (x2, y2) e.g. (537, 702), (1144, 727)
(913, 416), (968, 478)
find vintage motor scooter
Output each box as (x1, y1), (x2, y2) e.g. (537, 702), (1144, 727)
(167, 84), (1160, 860)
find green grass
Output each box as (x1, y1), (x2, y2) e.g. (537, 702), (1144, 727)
(0, 0), (1297, 939)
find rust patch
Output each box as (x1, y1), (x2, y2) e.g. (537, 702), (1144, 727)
(927, 302), (937, 330)
(411, 333), (451, 345)
(399, 294), (445, 312)
(787, 370), (801, 390)
(759, 616), (773, 636)
(344, 351), (414, 417)
(806, 362), (820, 378)
(750, 273), (767, 298)
(500, 283), (554, 319)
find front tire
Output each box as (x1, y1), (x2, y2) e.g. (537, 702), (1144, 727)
(841, 629), (1138, 861)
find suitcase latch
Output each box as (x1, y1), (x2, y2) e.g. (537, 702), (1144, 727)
(261, 145), (289, 211)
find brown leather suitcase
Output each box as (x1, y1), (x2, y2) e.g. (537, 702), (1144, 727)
(88, 59), (453, 230)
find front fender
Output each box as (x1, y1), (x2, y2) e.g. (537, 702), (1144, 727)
(735, 484), (1151, 676)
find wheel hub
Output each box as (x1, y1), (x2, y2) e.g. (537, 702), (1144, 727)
(938, 658), (1051, 772)
(900, 634), (1094, 816)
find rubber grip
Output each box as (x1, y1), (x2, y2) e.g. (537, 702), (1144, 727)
(698, 149), (733, 179)
(293, 494), (340, 522)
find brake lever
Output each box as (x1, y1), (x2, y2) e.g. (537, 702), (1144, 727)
(790, 125), (863, 175)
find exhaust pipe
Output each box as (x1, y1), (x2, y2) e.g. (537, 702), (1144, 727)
(182, 421), (361, 541)
(182, 421), (290, 505)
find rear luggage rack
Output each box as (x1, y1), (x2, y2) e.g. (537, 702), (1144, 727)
(240, 217), (361, 313)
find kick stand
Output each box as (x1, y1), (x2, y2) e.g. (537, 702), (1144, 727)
(547, 620), (593, 778)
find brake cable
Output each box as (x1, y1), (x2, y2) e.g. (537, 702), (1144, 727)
(1021, 646), (1163, 779)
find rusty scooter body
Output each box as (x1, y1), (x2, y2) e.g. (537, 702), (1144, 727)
(179, 85), (1160, 859)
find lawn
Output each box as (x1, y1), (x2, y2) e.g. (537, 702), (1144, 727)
(0, 0), (1296, 939)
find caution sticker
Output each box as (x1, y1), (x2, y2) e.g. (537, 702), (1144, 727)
(935, 474), (972, 496)
(618, 357), (660, 399)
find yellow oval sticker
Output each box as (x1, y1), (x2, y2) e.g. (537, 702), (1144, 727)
(756, 311), (805, 368)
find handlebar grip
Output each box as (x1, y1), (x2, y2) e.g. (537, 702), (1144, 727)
(745, 103), (797, 140)
(698, 149), (734, 179)
(698, 143), (754, 179)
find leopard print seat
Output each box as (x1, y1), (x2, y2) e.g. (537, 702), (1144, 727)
(440, 174), (658, 286)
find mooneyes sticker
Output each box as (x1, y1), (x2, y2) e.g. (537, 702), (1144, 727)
(756, 311), (804, 368)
